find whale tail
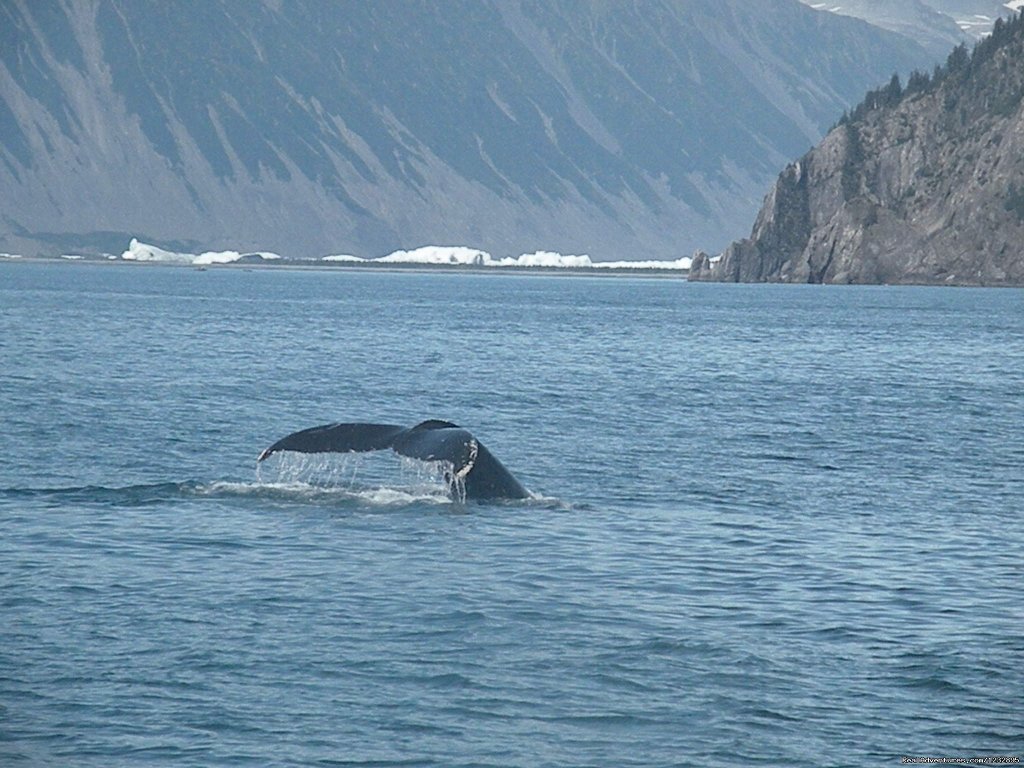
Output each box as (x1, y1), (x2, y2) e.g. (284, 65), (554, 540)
(258, 420), (529, 500)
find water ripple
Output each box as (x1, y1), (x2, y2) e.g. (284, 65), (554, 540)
(3, 269), (1023, 767)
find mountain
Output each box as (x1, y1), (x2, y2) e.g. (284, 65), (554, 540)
(799, 0), (1018, 51)
(0, 0), (939, 261)
(922, 0), (1022, 36)
(800, 0), (968, 57)
(689, 13), (1024, 285)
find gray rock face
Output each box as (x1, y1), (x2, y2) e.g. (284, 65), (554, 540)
(0, 0), (936, 260)
(691, 14), (1024, 285)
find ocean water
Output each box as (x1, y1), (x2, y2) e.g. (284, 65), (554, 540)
(1, 261), (1022, 767)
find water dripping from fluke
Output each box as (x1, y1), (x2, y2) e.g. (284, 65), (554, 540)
(253, 451), (457, 507)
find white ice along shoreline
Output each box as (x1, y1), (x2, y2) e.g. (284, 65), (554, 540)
(120, 238), (283, 265)
(108, 240), (691, 270)
(0, 239), (695, 270)
(322, 245), (692, 270)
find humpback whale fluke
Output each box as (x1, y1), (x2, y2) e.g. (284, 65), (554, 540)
(258, 420), (530, 501)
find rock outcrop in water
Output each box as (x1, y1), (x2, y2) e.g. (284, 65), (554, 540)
(690, 12), (1024, 286)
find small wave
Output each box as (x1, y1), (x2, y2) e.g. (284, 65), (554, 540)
(517, 492), (574, 511)
(1, 482), (190, 506)
(194, 480), (453, 507)
(1, 479), (454, 509)
(2, 474), (561, 510)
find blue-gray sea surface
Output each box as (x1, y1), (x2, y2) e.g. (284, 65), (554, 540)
(1, 262), (1022, 767)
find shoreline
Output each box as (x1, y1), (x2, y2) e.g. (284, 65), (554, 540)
(7, 256), (1022, 287)
(0, 255), (691, 279)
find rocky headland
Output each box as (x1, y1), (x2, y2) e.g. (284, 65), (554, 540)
(690, 12), (1024, 286)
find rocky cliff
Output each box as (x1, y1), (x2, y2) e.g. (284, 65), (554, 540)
(0, 0), (937, 260)
(691, 12), (1024, 285)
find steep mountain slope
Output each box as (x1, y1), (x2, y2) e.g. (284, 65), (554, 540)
(925, 0), (1021, 35)
(0, 0), (936, 260)
(690, 13), (1024, 285)
(800, 0), (1015, 49)
(801, 0), (968, 57)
